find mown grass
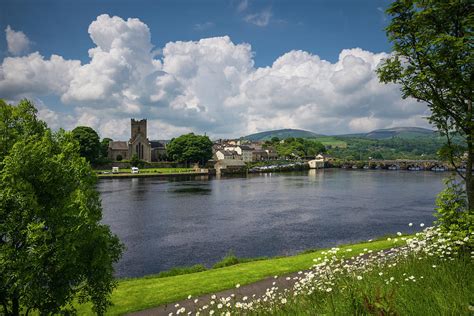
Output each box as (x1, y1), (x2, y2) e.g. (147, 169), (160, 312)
(95, 167), (194, 174)
(76, 238), (406, 315)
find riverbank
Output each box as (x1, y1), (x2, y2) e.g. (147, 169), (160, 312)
(76, 237), (407, 315)
(97, 171), (209, 179)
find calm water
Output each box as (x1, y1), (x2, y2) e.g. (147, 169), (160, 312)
(98, 169), (448, 278)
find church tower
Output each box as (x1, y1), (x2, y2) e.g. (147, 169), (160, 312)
(129, 119), (152, 162)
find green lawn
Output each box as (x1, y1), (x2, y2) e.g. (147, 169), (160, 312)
(313, 136), (347, 148)
(77, 237), (406, 315)
(95, 167), (195, 175)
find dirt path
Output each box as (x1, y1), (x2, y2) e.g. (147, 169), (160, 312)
(127, 269), (304, 316)
(127, 248), (397, 316)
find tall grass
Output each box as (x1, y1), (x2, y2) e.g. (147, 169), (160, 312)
(171, 227), (474, 315)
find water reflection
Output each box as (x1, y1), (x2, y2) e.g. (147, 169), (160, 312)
(98, 169), (448, 278)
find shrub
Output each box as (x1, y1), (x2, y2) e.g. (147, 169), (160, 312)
(435, 178), (474, 249)
(154, 265), (207, 278)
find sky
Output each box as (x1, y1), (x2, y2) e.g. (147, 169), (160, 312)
(0, 0), (431, 140)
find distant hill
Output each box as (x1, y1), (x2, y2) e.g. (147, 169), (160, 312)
(242, 129), (321, 141)
(339, 127), (436, 139)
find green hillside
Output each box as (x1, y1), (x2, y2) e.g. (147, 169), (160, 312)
(243, 129), (321, 141)
(339, 127), (436, 139)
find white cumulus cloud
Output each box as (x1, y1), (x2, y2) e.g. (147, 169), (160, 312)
(0, 15), (431, 140)
(5, 25), (31, 56)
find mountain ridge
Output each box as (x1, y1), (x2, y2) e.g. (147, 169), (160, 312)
(242, 127), (436, 141)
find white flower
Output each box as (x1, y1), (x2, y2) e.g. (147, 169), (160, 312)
(281, 298), (287, 304)
(209, 311), (214, 315)
(420, 223), (425, 227)
(211, 294), (216, 299)
(194, 299), (198, 303)
(326, 288), (332, 292)
(397, 232), (402, 236)
(188, 295), (192, 299)
(409, 223), (413, 227)
(235, 284), (240, 288)
(242, 296), (248, 301)
(357, 275), (363, 280)
(217, 304), (223, 309)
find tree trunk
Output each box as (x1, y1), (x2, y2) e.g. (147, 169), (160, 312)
(467, 138), (474, 211)
(12, 294), (19, 316)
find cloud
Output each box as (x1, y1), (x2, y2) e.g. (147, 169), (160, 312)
(244, 8), (272, 27)
(194, 22), (215, 31)
(5, 25), (31, 56)
(237, 0), (248, 12)
(0, 14), (431, 140)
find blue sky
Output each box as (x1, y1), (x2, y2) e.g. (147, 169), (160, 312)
(0, 0), (430, 139)
(1, 0), (392, 66)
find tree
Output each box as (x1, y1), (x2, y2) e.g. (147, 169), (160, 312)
(0, 99), (46, 161)
(377, 0), (473, 208)
(100, 137), (113, 158)
(166, 133), (213, 165)
(71, 126), (101, 163)
(130, 153), (144, 168)
(0, 101), (123, 315)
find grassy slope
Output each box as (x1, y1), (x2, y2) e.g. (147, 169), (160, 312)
(312, 136), (347, 148)
(77, 238), (405, 315)
(95, 168), (194, 173)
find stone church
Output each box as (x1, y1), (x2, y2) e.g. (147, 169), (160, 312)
(108, 119), (152, 162)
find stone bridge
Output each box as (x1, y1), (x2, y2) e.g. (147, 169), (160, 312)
(331, 159), (458, 171)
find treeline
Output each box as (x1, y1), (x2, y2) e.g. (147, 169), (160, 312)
(263, 137), (326, 158)
(70, 126), (112, 164)
(327, 136), (454, 161)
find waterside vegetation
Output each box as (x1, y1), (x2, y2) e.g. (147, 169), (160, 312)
(76, 237), (408, 315)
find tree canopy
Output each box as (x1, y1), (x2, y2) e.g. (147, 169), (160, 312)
(377, 0), (473, 208)
(166, 133), (213, 164)
(264, 137), (326, 159)
(71, 126), (101, 163)
(0, 100), (123, 315)
(100, 137), (113, 158)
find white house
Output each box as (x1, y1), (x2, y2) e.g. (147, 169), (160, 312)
(215, 150), (239, 160)
(308, 154), (326, 169)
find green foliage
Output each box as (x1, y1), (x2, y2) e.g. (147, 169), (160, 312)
(155, 265), (207, 278)
(116, 154), (123, 161)
(100, 137), (113, 158)
(0, 101), (123, 315)
(265, 137), (326, 159)
(71, 126), (101, 163)
(328, 136), (449, 161)
(166, 133), (213, 164)
(130, 153), (144, 168)
(213, 250), (267, 269)
(213, 250), (240, 269)
(435, 179), (474, 248)
(377, 0), (473, 207)
(0, 99), (47, 162)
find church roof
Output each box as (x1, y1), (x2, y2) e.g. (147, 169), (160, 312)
(109, 141), (128, 150)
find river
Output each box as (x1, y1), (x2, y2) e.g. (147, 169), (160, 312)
(98, 169), (449, 278)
